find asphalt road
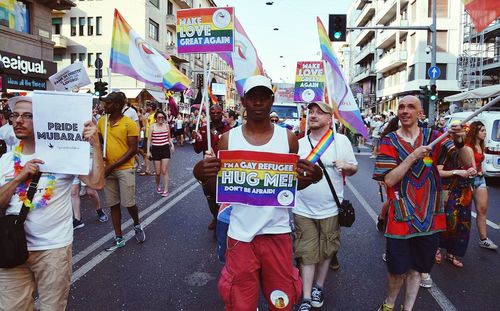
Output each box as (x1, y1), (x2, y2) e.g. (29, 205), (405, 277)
(66, 144), (500, 311)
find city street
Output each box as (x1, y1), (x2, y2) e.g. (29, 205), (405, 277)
(67, 144), (500, 311)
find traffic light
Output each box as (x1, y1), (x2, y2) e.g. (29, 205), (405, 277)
(329, 14), (347, 42)
(94, 81), (108, 98)
(101, 82), (108, 97)
(419, 85), (430, 114)
(430, 84), (437, 101)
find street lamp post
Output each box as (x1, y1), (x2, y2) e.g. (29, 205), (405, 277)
(428, 0), (438, 125)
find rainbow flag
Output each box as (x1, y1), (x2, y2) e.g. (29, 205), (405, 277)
(217, 17), (264, 96)
(317, 17), (369, 140)
(208, 85), (219, 104)
(110, 9), (191, 91)
(305, 129), (334, 164)
(463, 0), (500, 33)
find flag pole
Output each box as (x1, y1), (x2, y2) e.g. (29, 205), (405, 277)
(323, 60), (339, 157)
(304, 108), (310, 134)
(194, 54), (213, 133)
(103, 114), (108, 159)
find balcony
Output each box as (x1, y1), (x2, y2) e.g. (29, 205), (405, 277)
(354, 2), (375, 27)
(376, 28), (396, 49)
(351, 67), (376, 84)
(375, 50), (408, 73)
(173, 0), (192, 9)
(166, 14), (176, 27)
(52, 34), (67, 49)
(353, 0), (371, 10)
(374, 0), (397, 25)
(353, 44), (375, 64)
(165, 43), (177, 55)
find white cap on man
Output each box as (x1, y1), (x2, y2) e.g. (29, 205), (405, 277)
(7, 96), (32, 111)
(243, 75), (273, 95)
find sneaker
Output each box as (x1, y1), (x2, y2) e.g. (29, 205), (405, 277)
(156, 186), (162, 194)
(73, 218), (85, 230)
(161, 191), (169, 197)
(479, 237), (498, 250)
(311, 286), (324, 308)
(419, 274), (432, 288)
(298, 300), (312, 311)
(369, 155), (377, 158)
(97, 210), (109, 223)
(105, 236), (125, 251)
(329, 254), (340, 271)
(377, 303), (394, 311)
(134, 224), (146, 243)
(376, 217), (385, 233)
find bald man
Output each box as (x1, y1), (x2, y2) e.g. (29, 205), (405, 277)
(372, 95), (472, 311)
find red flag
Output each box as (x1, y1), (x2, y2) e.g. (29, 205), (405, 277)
(208, 85), (218, 105)
(463, 0), (500, 33)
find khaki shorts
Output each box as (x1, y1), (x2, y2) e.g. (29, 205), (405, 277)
(104, 168), (136, 207)
(294, 214), (340, 265)
(0, 245), (72, 311)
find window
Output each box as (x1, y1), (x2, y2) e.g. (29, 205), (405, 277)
(427, 30), (448, 52)
(96, 16), (102, 35)
(149, 19), (159, 41)
(150, 0), (159, 8)
(71, 53), (77, 63)
(425, 63), (447, 80)
(408, 65), (415, 81)
(53, 53), (63, 62)
(428, 0), (448, 18)
(52, 18), (62, 35)
(167, 1), (173, 15)
(167, 30), (173, 45)
(87, 17), (94, 36)
(70, 17), (77, 36)
(87, 53), (93, 67)
(79, 17), (85, 36)
(79, 53), (86, 62)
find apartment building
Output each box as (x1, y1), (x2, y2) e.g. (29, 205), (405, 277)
(51, 0), (232, 106)
(348, 0), (463, 115)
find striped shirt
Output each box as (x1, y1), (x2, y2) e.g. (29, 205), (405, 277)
(151, 127), (170, 146)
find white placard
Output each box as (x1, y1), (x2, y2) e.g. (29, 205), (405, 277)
(211, 83), (226, 96)
(48, 62), (91, 92)
(32, 91), (92, 175)
(178, 103), (190, 114)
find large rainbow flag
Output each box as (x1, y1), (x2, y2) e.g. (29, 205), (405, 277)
(217, 17), (264, 96)
(463, 0), (500, 33)
(109, 9), (191, 91)
(317, 17), (369, 140)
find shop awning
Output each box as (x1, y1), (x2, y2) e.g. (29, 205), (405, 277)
(119, 88), (143, 99)
(146, 89), (167, 103)
(444, 85), (500, 101)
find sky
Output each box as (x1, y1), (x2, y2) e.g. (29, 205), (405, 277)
(213, 0), (353, 83)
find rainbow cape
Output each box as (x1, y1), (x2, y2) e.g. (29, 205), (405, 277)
(217, 17), (264, 96)
(317, 17), (369, 140)
(463, 0), (500, 33)
(306, 129), (334, 164)
(109, 9), (191, 91)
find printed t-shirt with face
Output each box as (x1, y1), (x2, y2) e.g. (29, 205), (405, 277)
(98, 115), (139, 170)
(294, 133), (357, 219)
(145, 113), (156, 137)
(0, 150), (75, 251)
(373, 128), (454, 239)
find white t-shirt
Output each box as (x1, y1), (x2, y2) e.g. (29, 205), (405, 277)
(0, 124), (19, 152)
(122, 106), (139, 122)
(176, 118), (183, 130)
(371, 120), (383, 138)
(294, 133), (357, 219)
(0, 151), (75, 251)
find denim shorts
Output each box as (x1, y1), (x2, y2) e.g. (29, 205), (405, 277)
(472, 175), (487, 189)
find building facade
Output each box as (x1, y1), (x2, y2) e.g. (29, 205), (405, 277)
(348, 0), (463, 116)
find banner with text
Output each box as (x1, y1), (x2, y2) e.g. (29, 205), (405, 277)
(48, 62), (91, 92)
(176, 7), (234, 54)
(293, 61), (325, 103)
(216, 150), (299, 208)
(32, 91), (92, 175)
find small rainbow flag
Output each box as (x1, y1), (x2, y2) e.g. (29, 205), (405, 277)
(110, 9), (191, 91)
(306, 129), (334, 164)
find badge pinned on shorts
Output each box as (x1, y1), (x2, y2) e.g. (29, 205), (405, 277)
(270, 290), (289, 309)
(423, 156), (433, 167)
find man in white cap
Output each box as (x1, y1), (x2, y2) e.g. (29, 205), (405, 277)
(0, 96), (104, 310)
(193, 75), (323, 311)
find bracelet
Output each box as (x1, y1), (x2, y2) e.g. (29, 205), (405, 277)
(197, 179), (208, 187)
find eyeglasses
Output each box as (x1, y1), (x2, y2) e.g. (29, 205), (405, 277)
(156, 116), (165, 120)
(271, 118), (279, 123)
(10, 113), (33, 121)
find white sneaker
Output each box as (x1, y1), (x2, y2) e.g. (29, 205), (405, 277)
(479, 237), (498, 250)
(420, 274), (432, 288)
(369, 155), (376, 158)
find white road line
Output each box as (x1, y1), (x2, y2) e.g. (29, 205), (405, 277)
(471, 211), (499, 230)
(346, 181), (458, 311)
(72, 181), (199, 284)
(72, 178), (197, 266)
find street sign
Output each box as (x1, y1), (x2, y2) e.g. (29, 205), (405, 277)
(427, 66), (441, 79)
(95, 57), (103, 69)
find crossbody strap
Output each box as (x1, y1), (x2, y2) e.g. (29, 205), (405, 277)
(307, 136), (342, 208)
(17, 172), (42, 224)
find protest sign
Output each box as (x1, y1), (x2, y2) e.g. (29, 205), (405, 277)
(48, 62), (91, 92)
(216, 150), (299, 208)
(178, 102), (190, 114)
(293, 61), (325, 103)
(32, 91), (92, 175)
(176, 7), (234, 54)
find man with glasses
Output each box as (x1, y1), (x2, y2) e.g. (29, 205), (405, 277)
(0, 96), (104, 310)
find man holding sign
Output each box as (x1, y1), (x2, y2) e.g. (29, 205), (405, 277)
(0, 96), (104, 310)
(193, 75), (322, 311)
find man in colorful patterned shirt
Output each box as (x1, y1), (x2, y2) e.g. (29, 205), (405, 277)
(373, 95), (471, 311)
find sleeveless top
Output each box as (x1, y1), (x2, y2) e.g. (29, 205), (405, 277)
(227, 125), (292, 242)
(466, 144), (484, 173)
(151, 125), (170, 146)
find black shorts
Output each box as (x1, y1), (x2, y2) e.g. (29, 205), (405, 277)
(385, 233), (439, 275)
(150, 144), (171, 160)
(175, 128), (184, 136)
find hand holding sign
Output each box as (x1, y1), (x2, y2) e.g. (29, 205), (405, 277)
(82, 120), (99, 147)
(297, 159), (323, 185)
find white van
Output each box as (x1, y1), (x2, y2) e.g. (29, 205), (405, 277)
(444, 111), (500, 177)
(271, 102), (302, 133)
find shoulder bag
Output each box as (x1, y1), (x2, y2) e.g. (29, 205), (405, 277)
(0, 172), (42, 268)
(308, 136), (355, 227)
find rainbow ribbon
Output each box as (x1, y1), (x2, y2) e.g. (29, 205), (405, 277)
(306, 129), (334, 164)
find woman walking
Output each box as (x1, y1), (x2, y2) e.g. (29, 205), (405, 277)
(465, 121), (498, 250)
(147, 111), (174, 197)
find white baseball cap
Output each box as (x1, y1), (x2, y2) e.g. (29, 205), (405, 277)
(243, 75), (273, 95)
(7, 96), (32, 111)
